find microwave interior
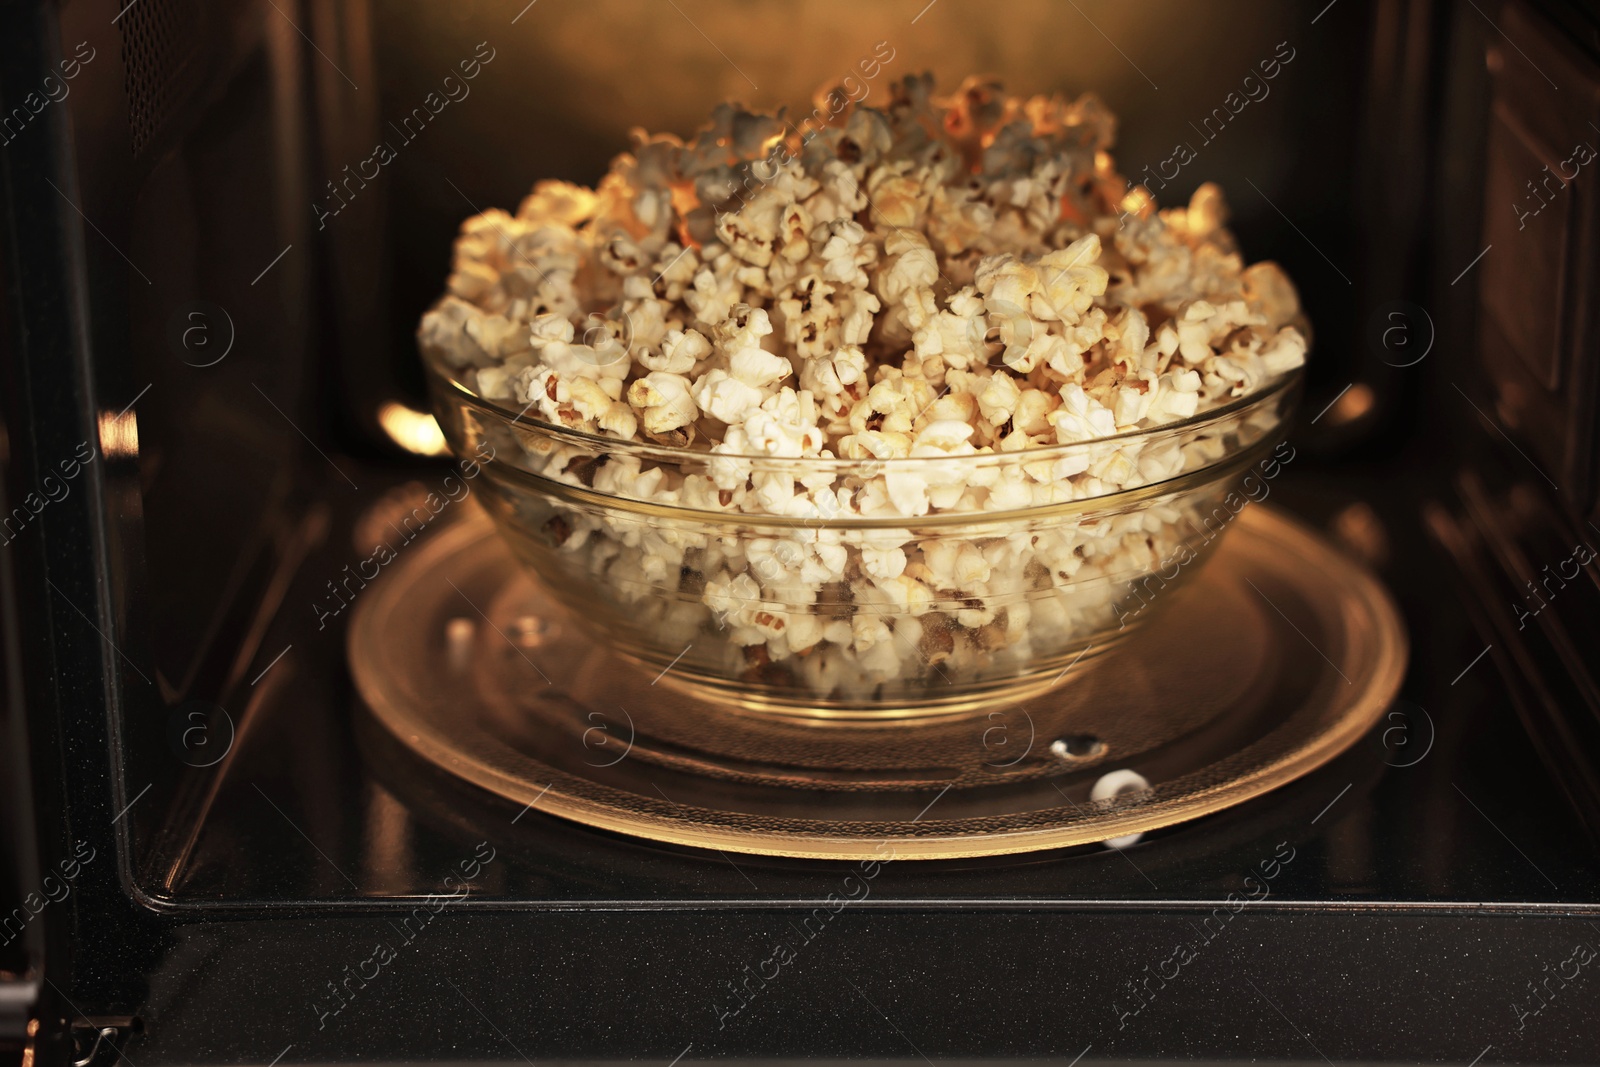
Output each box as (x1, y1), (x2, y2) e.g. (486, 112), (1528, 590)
(4, 0), (1600, 1063)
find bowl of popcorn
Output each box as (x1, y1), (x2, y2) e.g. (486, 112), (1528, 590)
(419, 75), (1307, 719)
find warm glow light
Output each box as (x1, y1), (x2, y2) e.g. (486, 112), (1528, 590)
(1119, 186), (1153, 216)
(96, 410), (139, 459)
(1326, 382), (1375, 427)
(378, 402), (448, 457)
(1332, 501), (1389, 567)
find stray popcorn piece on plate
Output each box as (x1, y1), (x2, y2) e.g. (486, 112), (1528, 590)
(418, 73), (1307, 701)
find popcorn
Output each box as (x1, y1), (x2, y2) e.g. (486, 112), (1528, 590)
(418, 73), (1308, 700)
(691, 370), (766, 425)
(734, 388), (826, 457)
(418, 296), (492, 368)
(1050, 384), (1118, 443)
(976, 373), (1022, 427)
(627, 372), (698, 436)
(642, 328), (710, 375)
(728, 344), (792, 391)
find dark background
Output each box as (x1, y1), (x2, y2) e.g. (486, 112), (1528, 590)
(5, 0), (1600, 1063)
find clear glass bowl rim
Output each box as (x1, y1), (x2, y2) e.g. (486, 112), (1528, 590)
(424, 346), (1303, 469)
(478, 431), (1284, 529)
(425, 349), (1302, 528)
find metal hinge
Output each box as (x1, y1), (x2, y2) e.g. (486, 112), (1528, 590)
(69, 1017), (139, 1067)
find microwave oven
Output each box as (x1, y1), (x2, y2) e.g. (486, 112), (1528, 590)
(3, 0), (1600, 1062)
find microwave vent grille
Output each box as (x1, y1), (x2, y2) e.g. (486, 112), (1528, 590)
(114, 0), (200, 155)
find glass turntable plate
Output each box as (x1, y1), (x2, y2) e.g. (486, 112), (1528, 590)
(350, 504), (1405, 859)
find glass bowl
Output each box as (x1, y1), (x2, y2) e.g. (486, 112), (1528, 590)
(425, 352), (1302, 719)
